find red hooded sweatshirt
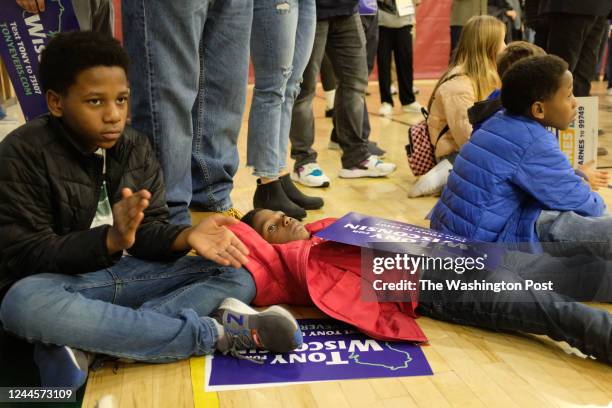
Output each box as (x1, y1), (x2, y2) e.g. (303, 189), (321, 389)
(229, 218), (427, 343)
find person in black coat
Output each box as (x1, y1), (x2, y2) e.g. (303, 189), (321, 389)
(539, 0), (612, 96)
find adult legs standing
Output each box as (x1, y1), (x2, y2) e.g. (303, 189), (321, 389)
(123, 0), (253, 225)
(546, 14), (608, 96)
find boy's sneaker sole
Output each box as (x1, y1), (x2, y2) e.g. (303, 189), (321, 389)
(291, 172), (330, 188)
(218, 298), (302, 353)
(338, 165), (396, 179)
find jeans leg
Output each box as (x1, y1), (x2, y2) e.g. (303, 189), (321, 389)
(501, 250), (612, 302)
(279, 0), (317, 172)
(122, 0), (208, 224)
(320, 53), (337, 91)
(289, 20), (329, 170)
(537, 210), (612, 258)
(417, 263), (612, 363)
(247, 0), (299, 178)
(191, 0), (253, 211)
(326, 14), (370, 169)
(360, 14), (378, 74)
(0, 257), (255, 361)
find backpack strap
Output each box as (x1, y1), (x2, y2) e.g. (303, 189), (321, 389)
(428, 73), (464, 150)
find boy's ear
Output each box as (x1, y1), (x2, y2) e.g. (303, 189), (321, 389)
(530, 101), (545, 120)
(46, 90), (63, 117)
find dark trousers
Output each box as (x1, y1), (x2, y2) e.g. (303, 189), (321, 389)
(417, 250), (612, 364)
(324, 14), (378, 150)
(377, 25), (416, 106)
(608, 33), (612, 89)
(449, 25), (462, 61)
(290, 13), (370, 170)
(545, 13), (608, 97)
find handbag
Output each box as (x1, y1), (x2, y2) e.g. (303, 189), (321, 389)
(405, 73), (462, 176)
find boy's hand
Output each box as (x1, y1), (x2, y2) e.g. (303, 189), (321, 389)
(578, 160), (609, 191)
(106, 188), (151, 254)
(175, 215), (249, 268)
(16, 0), (45, 13)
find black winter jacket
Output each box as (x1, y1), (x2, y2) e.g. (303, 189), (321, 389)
(0, 115), (189, 295)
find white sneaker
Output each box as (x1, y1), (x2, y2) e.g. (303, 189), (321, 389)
(408, 159), (453, 197)
(338, 155), (396, 178)
(379, 102), (393, 117)
(402, 101), (423, 113)
(291, 163), (330, 187)
(390, 84), (398, 95)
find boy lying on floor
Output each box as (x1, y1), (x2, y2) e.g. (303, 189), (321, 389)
(230, 209), (612, 364)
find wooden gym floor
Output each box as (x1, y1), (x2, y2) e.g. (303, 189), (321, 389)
(9, 79), (610, 407)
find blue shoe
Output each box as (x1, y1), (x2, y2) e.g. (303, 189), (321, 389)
(215, 298), (302, 355)
(33, 344), (90, 388)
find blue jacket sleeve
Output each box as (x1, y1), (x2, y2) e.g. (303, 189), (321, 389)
(511, 131), (606, 217)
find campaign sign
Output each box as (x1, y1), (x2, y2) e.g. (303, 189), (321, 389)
(314, 212), (503, 268)
(0, 0), (80, 121)
(553, 96), (598, 169)
(204, 319), (432, 391)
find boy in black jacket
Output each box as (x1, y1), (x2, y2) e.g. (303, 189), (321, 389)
(0, 31), (302, 389)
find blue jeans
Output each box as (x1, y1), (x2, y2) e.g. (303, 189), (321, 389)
(418, 250), (612, 363)
(536, 210), (612, 258)
(122, 0), (253, 224)
(0, 256), (256, 362)
(247, 0), (316, 178)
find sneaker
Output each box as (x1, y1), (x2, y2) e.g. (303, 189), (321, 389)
(291, 163), (330, 187)
(402, 101), (423, 113)
(408, 159), (453, 197)
(379, 102), (393, 117)
(390, 84), (398, 95)
(215, 298), (303, 356)
(338, 155), (396, 178)
(33, 344), (92, 388)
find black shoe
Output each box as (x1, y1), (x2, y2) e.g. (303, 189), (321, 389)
(325, 108), (334, 118)
(280, 174), (324, 210)
(253, 179), (306, 220)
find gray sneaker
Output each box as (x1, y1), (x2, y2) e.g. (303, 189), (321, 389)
(215, 298), (302, 357)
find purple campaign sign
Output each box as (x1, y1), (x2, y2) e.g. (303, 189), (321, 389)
(359, 0), (378, 15)
(0, 0), (80, 121)
(209, 319), (432, 387)
(314, 212), (504, 269)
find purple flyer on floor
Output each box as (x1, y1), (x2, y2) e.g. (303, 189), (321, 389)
(0, 0), (80, 121)
(205, 319), (432, 391)
(314, 212), (504, 269)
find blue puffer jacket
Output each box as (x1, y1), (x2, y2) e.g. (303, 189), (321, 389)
(430, 110), (606, 252)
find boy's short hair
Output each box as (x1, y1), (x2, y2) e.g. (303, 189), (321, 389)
(497, 41), (545, 77)
(501, 55), (569, 116)
(40, 30), (129, 94)
(241, 209), (265, 229)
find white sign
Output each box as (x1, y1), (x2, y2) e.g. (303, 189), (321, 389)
(552, 96), (598, 169)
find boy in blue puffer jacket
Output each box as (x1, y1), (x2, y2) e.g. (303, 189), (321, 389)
(431, 55), (608, 253)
